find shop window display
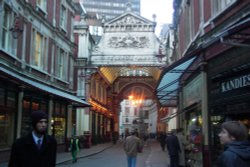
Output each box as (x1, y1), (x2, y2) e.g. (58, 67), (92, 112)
(21, 99), (47, 136)
(0, 88), (16, 149)
(52, 103), (66, 144)
(186, 115), (203, 167)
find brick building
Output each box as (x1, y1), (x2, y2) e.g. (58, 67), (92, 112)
(0, 0), (89, 162)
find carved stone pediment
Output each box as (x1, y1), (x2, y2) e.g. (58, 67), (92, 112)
(108, 34), (149, 48)
(104, 13), (156, 32)
(110, 15), (145, 26)
(106, 12), (154, 26)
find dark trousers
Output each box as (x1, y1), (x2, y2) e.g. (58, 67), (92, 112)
(169, 155), (179, 167)
(160, 143), (165, 151)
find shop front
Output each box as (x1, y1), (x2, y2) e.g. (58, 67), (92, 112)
(208, 48), (250, 165)
(182, 74), (203, 167)
(0, 67), (90, 162)
(0, 81), (17, 151)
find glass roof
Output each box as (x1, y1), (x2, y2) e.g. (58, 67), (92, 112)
(156, 57), (196, 106)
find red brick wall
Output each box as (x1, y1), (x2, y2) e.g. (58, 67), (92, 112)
(47, 0), (54, 24)
(193, 0), (200, 34)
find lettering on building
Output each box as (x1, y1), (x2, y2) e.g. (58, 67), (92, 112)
(221, 73), (250, 92)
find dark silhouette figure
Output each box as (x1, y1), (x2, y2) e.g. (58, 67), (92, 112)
(159, 132), (166, 151)
(166, 129), (181, 167)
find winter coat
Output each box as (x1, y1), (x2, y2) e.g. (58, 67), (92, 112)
(166, 134), (180, 156)
(123, 135), (141, 157)
(8, 133), (57, 167)
(216, 141), (250, 167)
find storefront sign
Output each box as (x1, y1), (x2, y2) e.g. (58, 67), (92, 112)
(221, 73), (250, 92)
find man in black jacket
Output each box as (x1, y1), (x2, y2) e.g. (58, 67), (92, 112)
(166, 129), (180, 167)
(9, 110), (57, 167)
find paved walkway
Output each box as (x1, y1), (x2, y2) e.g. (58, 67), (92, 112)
(0, 139), (170, 167)
(0, 142), (114, 167)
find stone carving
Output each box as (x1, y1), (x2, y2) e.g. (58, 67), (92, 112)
(114, 15), (144, 25)
(108, 35), (149, 48)
(92, 45), (100, 53)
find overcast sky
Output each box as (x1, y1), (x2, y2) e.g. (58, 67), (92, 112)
(140, 0), (174, 35)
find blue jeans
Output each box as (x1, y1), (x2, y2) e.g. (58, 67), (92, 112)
(127, 156), (136, 167)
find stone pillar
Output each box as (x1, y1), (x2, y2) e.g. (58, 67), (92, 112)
(76, 108), (84, 136)
(83, 108), (90, 132)
(100, 114), (103, 135)
(16, 86), (24, 139)
(66, 105), (72, 138)
(200, 61), (210, 167)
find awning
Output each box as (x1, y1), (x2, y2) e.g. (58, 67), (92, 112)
(160, 102), (200, 122)
(0, 66), (90, 107)
(156, 56), (197, 106)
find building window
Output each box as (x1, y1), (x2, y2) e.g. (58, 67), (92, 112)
(1, 5), (17, 55)
(52, 102), (66, 144)
(36, 0), (47, 12)
(32, 30), (47, 70)
(212, 0), (236, 15)
(125, 107), (130, 116)
(125, 117), (129, 123)
(60, 5), (67, 31)
(56, 48), (68, 80)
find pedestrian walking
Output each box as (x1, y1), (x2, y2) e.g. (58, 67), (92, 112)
(216, 121), (250, 167)
(8, 110), (57, 167)
(159, 132), (166, 151)
(123, 130), (142, 167)
(176, 128), (186, 167)
(70, 136), (80, 163)
(166, 129), (181, 167)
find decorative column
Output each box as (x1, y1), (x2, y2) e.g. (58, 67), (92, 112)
(16, 86), (24, 139)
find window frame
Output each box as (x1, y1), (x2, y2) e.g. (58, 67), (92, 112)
(60, 4), (67, 31)
(211, 0), (237, 17)
(31, 29), (48, 71)
(1, 4), (17, 56)
(56, 47), (68, 81)
(36, 0), (47, 14)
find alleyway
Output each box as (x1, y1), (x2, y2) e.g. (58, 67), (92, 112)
(57, 139), (169, 167)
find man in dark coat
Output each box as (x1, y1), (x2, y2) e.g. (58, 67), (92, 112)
(166, 129), (180, 167)
(8, 110), (57, 167)
(216, 121), (250, 167)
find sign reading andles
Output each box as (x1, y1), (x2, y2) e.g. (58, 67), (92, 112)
(221, 73), (250, 92)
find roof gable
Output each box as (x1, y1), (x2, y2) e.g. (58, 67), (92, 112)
(104, 12), (156, 32)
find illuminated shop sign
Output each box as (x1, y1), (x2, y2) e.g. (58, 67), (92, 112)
(221, 73), (250, 92)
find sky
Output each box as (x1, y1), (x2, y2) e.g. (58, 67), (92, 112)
(140, 0), (174, 35)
